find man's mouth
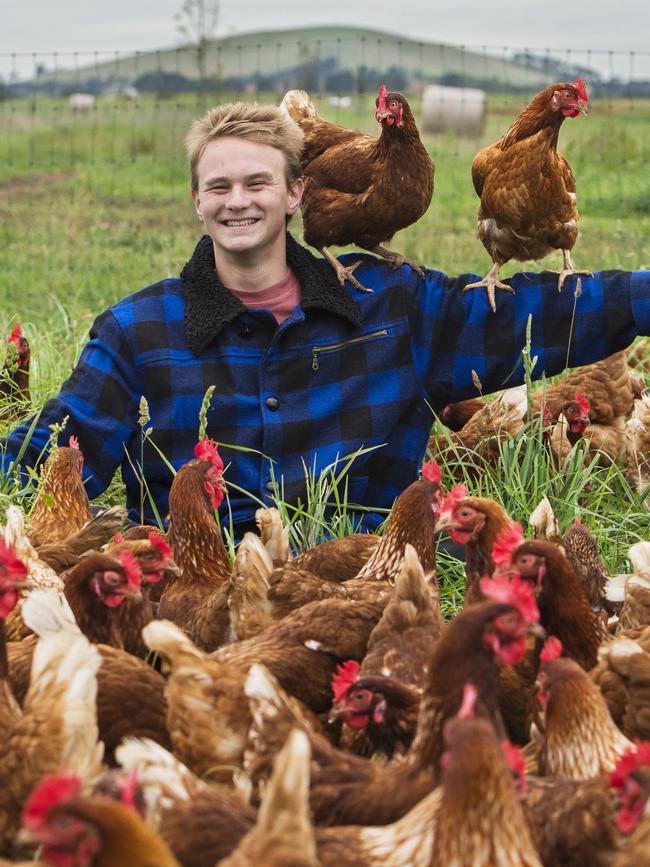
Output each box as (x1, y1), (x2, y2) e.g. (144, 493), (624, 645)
(222, 218), (260, 227)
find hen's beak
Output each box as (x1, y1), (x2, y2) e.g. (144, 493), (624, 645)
(526, 623), (546, 640)
(576, 100), (589, 116)
(435, 512), (456, 533)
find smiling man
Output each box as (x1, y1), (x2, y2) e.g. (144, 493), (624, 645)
(3, 100), (650, 535)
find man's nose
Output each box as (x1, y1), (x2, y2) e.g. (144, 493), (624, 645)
(225, 185), (251, 209)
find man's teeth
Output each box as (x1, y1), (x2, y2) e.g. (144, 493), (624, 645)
(224, 218), (258, 226)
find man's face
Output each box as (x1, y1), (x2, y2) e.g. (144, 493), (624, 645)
(191, 136), (303, 261)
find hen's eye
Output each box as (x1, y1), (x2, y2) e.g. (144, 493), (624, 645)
(104, 573), (121, 587)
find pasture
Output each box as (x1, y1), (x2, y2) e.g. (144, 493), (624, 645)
(1, 90), (649, 605)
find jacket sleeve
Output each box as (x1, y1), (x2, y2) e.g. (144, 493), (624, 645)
(1, 308), (142, 499)
(404, 268), (650, 410)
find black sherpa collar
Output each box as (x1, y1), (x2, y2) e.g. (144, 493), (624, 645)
(181, 233), (364, 355)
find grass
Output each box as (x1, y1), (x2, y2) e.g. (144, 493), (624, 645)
(1, 91), (649, 615)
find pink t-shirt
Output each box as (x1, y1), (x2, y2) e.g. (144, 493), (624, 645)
(228, 269), (301, 325)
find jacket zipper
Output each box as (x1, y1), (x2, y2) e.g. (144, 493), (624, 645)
(311, 329), (389, 371)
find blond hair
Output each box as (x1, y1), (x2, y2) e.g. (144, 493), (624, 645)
(186, 102), (304, 191)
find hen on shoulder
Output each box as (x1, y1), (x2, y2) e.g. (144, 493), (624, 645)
(281, 84), (434, 292)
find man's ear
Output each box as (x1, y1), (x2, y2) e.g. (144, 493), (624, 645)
(286, 177), (304, 216)
(191, 187), (204, 221)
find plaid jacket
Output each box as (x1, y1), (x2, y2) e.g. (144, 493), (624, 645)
(4, 234), (650, 530)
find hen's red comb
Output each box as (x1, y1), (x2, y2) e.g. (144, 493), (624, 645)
(68, 435), (80, 450)
(610, 742), (650, 789)
(148, 532), (172, 561)
(8, 324), (22, 345)
(113, 532), (125, 544)
(457, 683), (477, 719)
(194, 436), (224, 472)
(0, 539), (28, 583)
(421, 460), (442, 485)
(575, 391), (590, 415)
(501, 740), (527, 794)
(575, 78), (588, 103)
(491, 522), (525, 568)
(331, 660), (360, 704)
(22, 773), (82, 828)
(118, 549), (142, 591)
(540, 635), (563, 662)
(479, 573), (540, 624)
(439, 484), (468, 518)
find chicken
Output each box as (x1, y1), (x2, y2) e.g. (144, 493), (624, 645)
(142, 619), (254, 781)
(465, 78), (589, 310)
(532, 350), (636, 429)
(593, 630), (650, 741)
(157, 437), (232, 651)
(215, 597), (386, 714)
(230, 470), (442, 640)
(439, 396), (486, 432)
(281, 85), (434, 292)
(504, 531), (610, 670)
(430, 686), (542, 867)
(624, 392), (650, 509)
(606, 542), (650, 631)
(310, 595), (540, 827)
(435, 486), (512, 599)
(0, 323), (30, 422)
(520, 744), (650, 867)
(53, 550), (144, 648)
(0, 587), (103, 853)
(20, 773), (181, 867)
(217, 729), (319, 867)
(333, 544), (443, 759)
(532, 637), (633, 779)
(103, 533), (178, 657)
(116, 737), (256, 866)
(27, 437), (94, 547)
(529, 495), (614, 615)
(435, 385), (529, 467)
(35, 506), (127, 574)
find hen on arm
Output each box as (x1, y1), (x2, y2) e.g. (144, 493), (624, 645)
(466, 78), (589, 310)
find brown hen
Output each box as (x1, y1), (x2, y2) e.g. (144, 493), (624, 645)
(466, 78), (589, 310)
(281, 85), (434, 291)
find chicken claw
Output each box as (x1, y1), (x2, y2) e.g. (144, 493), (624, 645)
(371, 245), (426, 277)
(320, 247), (371, 293)
(557, 251), (592, 292)
(463, 264), (514, 313)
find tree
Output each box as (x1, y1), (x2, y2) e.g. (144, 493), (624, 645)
(175, 0), (220, 87)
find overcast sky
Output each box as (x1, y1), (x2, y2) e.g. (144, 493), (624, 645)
(3, 0), (649, 79)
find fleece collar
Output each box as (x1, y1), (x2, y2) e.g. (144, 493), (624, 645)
(181, 233), (363, 355)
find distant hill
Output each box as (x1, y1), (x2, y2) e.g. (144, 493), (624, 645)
(24, 25), (555, 95)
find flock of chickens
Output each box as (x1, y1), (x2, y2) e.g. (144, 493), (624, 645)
(282, 77), (589, 309)
(1, 80), (650, 866)
(2, 320), (650, 865)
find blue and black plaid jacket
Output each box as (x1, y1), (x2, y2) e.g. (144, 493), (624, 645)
(4, 233), (650, 530)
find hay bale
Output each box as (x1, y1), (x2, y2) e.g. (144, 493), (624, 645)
(421, 84), (486, 137)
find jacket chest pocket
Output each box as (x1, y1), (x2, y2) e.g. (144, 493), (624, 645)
(311, 329), (389, 371)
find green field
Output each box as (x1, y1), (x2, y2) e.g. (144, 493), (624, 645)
(1, 90), (649, 596)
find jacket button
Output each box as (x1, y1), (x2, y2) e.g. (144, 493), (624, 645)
(265, 396), (279, 411)
(265, 481), (275, 493)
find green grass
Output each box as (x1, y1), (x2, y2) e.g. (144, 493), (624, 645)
(1, 91), (649, 615)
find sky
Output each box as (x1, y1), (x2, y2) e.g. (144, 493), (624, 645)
(2, 0), (649, 80)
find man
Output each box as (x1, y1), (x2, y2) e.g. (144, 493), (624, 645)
(3, 101), (650, 535)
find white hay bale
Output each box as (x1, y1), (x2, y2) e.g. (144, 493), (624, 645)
(421, 84), (486, 137)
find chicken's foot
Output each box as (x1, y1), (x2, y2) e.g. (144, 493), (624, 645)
(320, 247), (370, 293)
(463, 263), (514, 313)
(371, 245), (426, 278)
(557, 251), (592, 292)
